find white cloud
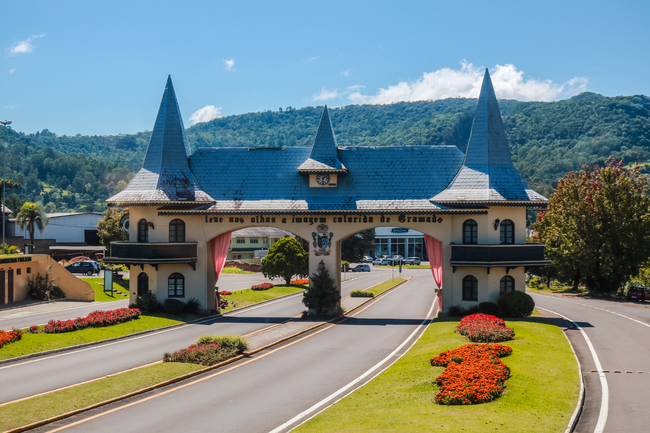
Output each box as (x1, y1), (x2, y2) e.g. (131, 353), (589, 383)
(224, 59), (235, 71)
(309, 55), (320, 61)
(312, 87), (340, 101)
(8, 34), (45, 55)
(347, 61), (588, 105)
(9, 68), (15, 74)
(341, 69), (350, 77)
(189, 105), (222, 125)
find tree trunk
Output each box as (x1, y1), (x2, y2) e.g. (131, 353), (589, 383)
(573, 272), (580, 292)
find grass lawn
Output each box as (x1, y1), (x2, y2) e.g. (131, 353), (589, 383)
(221, 284), (306, 312)
(0, 313), (200, 361)
(377, 265), (431, 269)
(81, 277), (130, 302)
(0, 362), (204, 432)
(364, 278), (405, 296)
(295, 318), (580, 433)
(221, 266), (256, 275)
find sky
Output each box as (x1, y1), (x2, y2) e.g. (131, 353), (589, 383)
(1, 0), (649, 136)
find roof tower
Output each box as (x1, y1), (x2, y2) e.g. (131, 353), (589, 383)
(298, 106), (348, 173)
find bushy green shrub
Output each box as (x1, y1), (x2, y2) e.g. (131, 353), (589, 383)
(163, 298), (185, 315)
(528, 277), (539, 288)
(447, 305), (464, 316)
(133, 291), (161, 314)
(350, 290), (374, 298)
(302, 268), (341, 315)
(463, 304), (480, 316)
(478, 302), (500, 316)
(195, 334), (249, 353)
(184, 297), (201, 314)
(498, 290), (535, 317)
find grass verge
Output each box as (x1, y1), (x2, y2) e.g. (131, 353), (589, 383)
(0, 313), (200, 361)
(364, 278), (405, 296)
(0, 362), (204, 432)
(526, 285), (586, 295)
(294, 318), (580, 433)
(81, 277), (130, 302)
(221, 266), (256, 274)
(221, 284), (306, 312)
(376, 265), (430, 269)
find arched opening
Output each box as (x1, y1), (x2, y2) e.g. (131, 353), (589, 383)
(168, 273), (185, 298)
(500, 275), (514, 294)
(462, 219), (478, 244)
(138, 219), (149, 243)
(462, 275), (478, 301)
(137, 272), (149, 296)
(500, 219), (514, 244)
(169, 219), (186, 242)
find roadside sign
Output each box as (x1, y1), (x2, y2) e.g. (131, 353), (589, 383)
(104, 269), (113, 297)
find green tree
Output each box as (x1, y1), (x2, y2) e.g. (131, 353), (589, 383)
(536, 157), (650, 292)
(261, 237), (308, 285)
(97, 208), (128, 255)
(0, 179), (20, 201)
(16, 201), (49, 253)
(341, 229), (375, 262)
(302, 268), (340, 315)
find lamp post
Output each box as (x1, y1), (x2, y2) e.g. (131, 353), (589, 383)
(0, 120), (11, 255)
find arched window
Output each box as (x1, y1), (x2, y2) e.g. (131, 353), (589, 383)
(462, 275), (478, 301)
(462, 219), (478, 244)
(138, 219), (148, 243)
(137, 272), (149, 296)
(500, 276), (514, 294)
(500, 219), (514, 244)
(168, 273), (184, 297)
(169, 219), (186, 242)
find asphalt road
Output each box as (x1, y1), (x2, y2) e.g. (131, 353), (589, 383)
(33, 272), (437, 433)
(532, 293), (650, 433)
(0, 270), (419, 405)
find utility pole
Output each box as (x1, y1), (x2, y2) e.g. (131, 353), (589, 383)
(0, 120), (11, 255)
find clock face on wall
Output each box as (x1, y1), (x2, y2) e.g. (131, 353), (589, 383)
(317, 174), (330, 185)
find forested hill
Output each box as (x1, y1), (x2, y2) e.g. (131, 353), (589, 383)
(2, 91), (649, 212)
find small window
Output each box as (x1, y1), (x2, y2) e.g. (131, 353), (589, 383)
(262, 237), (269, 243)
(500, 276), (515, 294)
(27, 267), (31, 274)
(250, 237), (259, 244)
(138, 219), (149, 243)
(462, 220), (478, 244)
(137, 272), (149, 297)
(233, 254), (242, 260)
(168, 219), (185, 243)
(17, 268), (21, 275)
(462, 275), (478, 301)
(236, 238), (245, 244)
(168, 273), (184, 297)
(500, 220), (514, 244)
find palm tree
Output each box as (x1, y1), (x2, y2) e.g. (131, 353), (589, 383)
(16, 202), (49, 254)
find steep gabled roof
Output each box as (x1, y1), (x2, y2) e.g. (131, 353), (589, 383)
(431, 69), (546, 205)
(107, 76), (213, 206)
(298, 106), (348, 173)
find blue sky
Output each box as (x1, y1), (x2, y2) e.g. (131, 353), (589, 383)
(2, 0), (649, 136)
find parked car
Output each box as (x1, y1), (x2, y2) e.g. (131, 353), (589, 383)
(373, 256), (390, 266)
(627, 286), (647, 302)
(361, 256), (374, 263)
(404, 257), (422, 265)
(351, 264), (371, 272)
(65, 261), (100, 276)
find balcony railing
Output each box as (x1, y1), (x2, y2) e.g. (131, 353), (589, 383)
(104, 242), (198, 269)
(450, 243), (550, 269)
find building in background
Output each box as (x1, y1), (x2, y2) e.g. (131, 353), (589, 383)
(374, 227), (426, 259)
(228, 227), (294, 260)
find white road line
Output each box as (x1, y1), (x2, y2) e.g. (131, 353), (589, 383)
(268, 293), (437, 433)
(537, 306), (608, 433)
(574, 302), (650, 328)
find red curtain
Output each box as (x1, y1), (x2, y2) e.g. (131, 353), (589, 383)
(424, 234), (443, 310)
(212, 231), (233, 311)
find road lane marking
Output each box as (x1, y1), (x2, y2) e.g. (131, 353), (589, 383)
(536, 306), (608, 433)
(42, 278), (418, 432)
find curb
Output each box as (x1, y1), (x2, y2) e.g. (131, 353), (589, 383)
(0, 291), (304, 367)
(3, 278), (410, 433)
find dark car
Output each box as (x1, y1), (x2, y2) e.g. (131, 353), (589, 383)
(65, 261), (100, 276)
(627, 286), (647, 302)
(351, 264), (371, 272)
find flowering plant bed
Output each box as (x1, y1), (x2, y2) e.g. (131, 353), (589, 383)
(431, 343), (512, 405)
(251, 283), (273, 291)
(41, 308), (141, 334)
(163, 335), (249, 366)
(456, 313), (515, 343)
(290, 279), (309, 285)
(0, 329), (22, 349)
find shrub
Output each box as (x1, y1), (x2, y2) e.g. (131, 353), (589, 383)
(251, 282), (273, 291)
(163, 334), (249, 366)
(29, 325), (39, 333)
(447, 305), (464, 317)
(462, 304), (480, 316)
(478, 302), (500, 316)
(498, 290), (535, 317)
(528, 277), (539, 288)
(302, 268), (341, 315)
(28, 265), (65, 301)
(163, 299), (185, 315)
(134, 291), (161, 314)
(42, 308), (140, 333)
(261, 237), (308, 285)
(194, 334), (249, 353)
(184, 297), (201, 314)
(350, 290), (374, 298)
(0, 328), (22, 348)
(456, 313), (515, 343)
(430, 343), (512, 405)
(217, 290), (231, 310)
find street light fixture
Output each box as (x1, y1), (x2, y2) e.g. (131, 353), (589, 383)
(0, 120), (11, 255)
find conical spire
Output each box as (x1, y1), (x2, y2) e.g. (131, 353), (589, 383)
(107, 76), (213, 205)
(298, 106), (347, 173)
(431, 69), (546, 204)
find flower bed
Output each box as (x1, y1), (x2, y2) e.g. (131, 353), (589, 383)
(431, 343), (512, 405)
(290, 279), (309, 285)
(163, 335), (249, 366)
(0, 329), (22, 349)
(251, 283), (273, 291)
(456, 313), (515, 343)
(41, 308), (141, 334)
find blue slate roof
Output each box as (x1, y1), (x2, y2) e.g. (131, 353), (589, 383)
(107, 76), (213, 205)
(431, 69), (546, 204)
(297, 106), (347, 173)
(190, 146), (463, 211)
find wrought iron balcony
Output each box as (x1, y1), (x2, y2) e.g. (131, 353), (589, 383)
(104, 242), (198, 270)
(450, 243), (550, 270)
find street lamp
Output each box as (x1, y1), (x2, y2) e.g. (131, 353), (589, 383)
(0, 120), (11, 255)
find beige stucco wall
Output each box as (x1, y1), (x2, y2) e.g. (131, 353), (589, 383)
(126, 205), (530, 312)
